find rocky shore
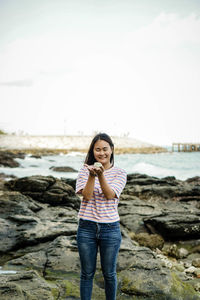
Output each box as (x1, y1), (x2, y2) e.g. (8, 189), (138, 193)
(0, 172), (200, 299)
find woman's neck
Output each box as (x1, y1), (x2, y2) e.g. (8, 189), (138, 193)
(103, 163), (112, 170)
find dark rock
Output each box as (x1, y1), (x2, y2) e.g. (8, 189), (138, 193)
(125, 173), (200, 201)
(0, 173), (17, 180)
(6, 235), (80, 276)
(186, 177), (200, 185)
(61, 177), (76, 190)
(30, 154), (42, 159)
(0, 188), (78, 254)
(6, 175), (80, 208)
(1, 173), (200, 299)
(0, 152), (20, 168)
(144, 213), (200, 240)
(50, 166), (77, 172)
(6, 175), (56, 192)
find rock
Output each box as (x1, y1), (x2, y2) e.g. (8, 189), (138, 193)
(6, 175), (55, 192)
(174, 263), (185, 272)
(0, 270), (54, 300)
(1, 174), (200, 300)
(118, 194), (159, 233)
(125, 173), (200, 201)
(50, 166), (77, 172)
(119, 269), (199, 299)
(30, 154), (42, 159)
(178, 247), (189, 259)
(192, 258), (200, 268)
(6, 175), (80, 208)
(194, 282), (200, 292)
(186, 177), (200, 185)
(0, 151), (20, 167)
(144, 214), (200, 240)
(0, 189), (78, 254)
(185, 266), (197, 274)
(118, 245), (160, 273)
(163, 244), (189, 259)
(0, 283), (27, 300)
(133, 232), (164, 250)
(61, 177), (76, 190)
(0, 173), (17, 180)
(5, 236), (80, 277)
(194, 269), (200, 277)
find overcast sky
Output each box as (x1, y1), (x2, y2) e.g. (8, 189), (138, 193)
(0, 0), (200, 145)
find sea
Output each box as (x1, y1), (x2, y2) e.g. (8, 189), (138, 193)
(1, 147), (200, 181)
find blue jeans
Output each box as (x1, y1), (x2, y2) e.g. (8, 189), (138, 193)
(77, 219), (122, 300)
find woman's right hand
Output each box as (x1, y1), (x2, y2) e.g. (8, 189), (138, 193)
(84, 164), (97, 177)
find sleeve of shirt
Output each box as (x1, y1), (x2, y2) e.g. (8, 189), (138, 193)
(75, 166), (89, 194)
(110, 168), (127, 199)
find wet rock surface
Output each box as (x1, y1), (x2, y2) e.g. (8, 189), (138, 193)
(0, 173), (200, 299)
(50, 166), (78, 172)
(0, 151), (25, 168)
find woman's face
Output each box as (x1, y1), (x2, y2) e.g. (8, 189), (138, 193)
(93, 139), (113, 169)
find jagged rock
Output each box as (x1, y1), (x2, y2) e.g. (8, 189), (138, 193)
(0, 151), (21, 167)
(0, 270), (54, 300)
(6, 175), (80, 208)
(61, 177), (76, 190)
(125, 173), (200, 201)
(6, 175), (56, 192)
(0, 190), (78, 254)
(5, 236), (80, 277)
(0, 174), (200, 300)
(119, 173), (200, 240)
(144, 213), (200, 240)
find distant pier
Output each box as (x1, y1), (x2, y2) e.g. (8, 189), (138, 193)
(172, 143), (200, 152)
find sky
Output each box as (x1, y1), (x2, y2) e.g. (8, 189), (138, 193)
(0, 0), (200, 145)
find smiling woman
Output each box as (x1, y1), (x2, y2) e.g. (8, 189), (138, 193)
(75, 132), (127, 300)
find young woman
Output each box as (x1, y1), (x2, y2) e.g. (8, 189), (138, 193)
(76, 133), (127, 300)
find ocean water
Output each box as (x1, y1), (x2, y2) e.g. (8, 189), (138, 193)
(0, 266), (17, 274)
(0, 150), (200, 181)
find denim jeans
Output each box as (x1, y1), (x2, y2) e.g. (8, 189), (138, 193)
(77, 218), (122, 300)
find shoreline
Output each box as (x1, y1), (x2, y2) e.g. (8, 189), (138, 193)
(0, 135), (167, 154)
(0, 146), (167, 155)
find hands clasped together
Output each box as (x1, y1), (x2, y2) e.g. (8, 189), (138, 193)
(84, 162), (104, 177)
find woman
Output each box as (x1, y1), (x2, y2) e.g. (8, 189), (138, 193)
(76, 133), (127, 300)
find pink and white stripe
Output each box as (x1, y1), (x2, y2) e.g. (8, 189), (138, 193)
(76, 165), (127, 223)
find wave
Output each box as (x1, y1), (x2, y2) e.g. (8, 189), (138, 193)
(130, 162), (188, 180)
(64, 151), (85, 157)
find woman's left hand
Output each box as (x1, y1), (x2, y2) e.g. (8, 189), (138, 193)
(94, 165), (104, 176)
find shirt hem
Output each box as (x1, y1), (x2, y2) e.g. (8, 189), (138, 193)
(78, 216), (120, 223)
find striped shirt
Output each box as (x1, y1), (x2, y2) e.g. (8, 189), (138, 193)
(75, 165), (127, 223)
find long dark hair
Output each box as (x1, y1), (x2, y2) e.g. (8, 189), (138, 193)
(84, 133), (114, 166)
